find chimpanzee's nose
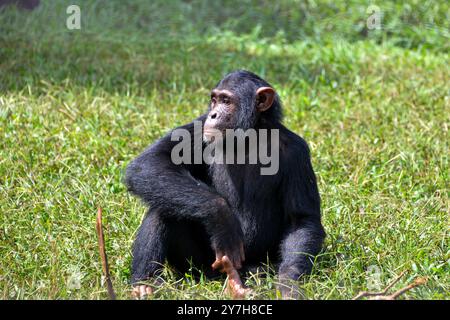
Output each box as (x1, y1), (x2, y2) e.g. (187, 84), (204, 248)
(210, 112), (217, 120)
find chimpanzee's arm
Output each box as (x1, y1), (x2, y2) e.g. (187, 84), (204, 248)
(125, 116), (244, 267)
(278, 135), (325, 283)
(126, 117), (216, 218)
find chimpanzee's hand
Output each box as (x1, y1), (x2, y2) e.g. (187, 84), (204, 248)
(212, 241), (245, 270)
(211, 255), (252, 299)
(207, 199), (245, 269)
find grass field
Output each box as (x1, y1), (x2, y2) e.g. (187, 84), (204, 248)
(0, 0), (448, 299)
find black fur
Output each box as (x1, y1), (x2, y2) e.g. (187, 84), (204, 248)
(125, 70), (325, 288)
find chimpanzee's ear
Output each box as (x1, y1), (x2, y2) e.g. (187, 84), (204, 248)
(256, 87), (276, 112)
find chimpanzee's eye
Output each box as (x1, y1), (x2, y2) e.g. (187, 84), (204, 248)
(211, 97), (217, 105)
(222, 97), (230, 104)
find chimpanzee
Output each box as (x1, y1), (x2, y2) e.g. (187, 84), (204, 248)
(125, 70), (325, 299)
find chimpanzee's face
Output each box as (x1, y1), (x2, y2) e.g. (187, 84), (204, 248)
(203, 71), (276, 143)
(203, 88), (238, 142)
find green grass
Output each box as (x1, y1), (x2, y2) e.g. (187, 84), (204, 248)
(0, 0), (448, 299)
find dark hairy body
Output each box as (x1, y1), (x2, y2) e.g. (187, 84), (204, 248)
(125, 70), (325, 298)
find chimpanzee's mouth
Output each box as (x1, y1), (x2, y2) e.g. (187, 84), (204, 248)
(203, 129), (225, 143)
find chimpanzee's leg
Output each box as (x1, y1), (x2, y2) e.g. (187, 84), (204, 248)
(131, 209), (168, 286)
(131, 208), (216, 298)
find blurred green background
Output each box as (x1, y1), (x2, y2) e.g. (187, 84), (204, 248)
(0, 0), (448, 299)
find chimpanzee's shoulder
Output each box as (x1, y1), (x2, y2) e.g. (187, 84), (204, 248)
(278, 126), (311, 160)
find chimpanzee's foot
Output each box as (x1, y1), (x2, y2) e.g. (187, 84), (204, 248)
(132, 284), (153, 299)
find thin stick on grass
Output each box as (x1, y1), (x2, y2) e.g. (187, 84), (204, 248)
(384, 277), (427, 300)
(353, 271), (426, 300)
(96, 207), (116, 300)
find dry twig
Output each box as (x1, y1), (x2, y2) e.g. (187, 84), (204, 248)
(96, 207), (116, 300)
(353, 271), (427, 300)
